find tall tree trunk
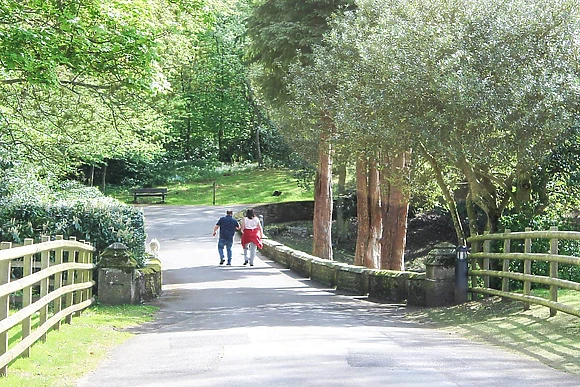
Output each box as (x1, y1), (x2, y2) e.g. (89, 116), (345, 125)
(380, 151), (411, 271)
(336, 163), (349, 243)
(354, 156), (381, 268)
(245, 78), (263, 166)
(366, 159), (381, 269)
(312, 118), (333, 260)
(354, 158), (369, 266)
(466, 192), (479, 239)
(254, 124), (262, 166)
(89, 165), (94, 187)
(101, 163), (107, 193)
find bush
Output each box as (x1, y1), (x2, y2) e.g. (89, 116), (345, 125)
(0, 198), (147, 266)
(0, 166), (147, 266)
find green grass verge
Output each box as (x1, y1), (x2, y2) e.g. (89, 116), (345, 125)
(405, 289), (580, 374)
(113, 168), (313, 205)
(0, 304), (157, 387)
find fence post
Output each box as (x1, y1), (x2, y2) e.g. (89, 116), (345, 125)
(75, 240), (86, 317)
(523, 227), (532, 310)
(53, 236), (64, 331)
(22, 238), (34, 357)
(470, 240), (480, 299)
(502, 229), (511, 296)
(40, 236), (50, 342)
(65, 236), (77, 324)
(483, 231), (491, 297)
(84, 241), (93, 304)
(549, 226), (559, 317)
(0, 242), (12, 376)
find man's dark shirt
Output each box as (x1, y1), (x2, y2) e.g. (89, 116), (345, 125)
(216, 215), (239, 242)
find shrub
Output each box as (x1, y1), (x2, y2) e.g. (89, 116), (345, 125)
(0, 198), (147, 266)
(0, 166), (147, 266)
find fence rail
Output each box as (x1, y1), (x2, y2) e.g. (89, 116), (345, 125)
(0, 236), (95, 376)
(467, 226), (580, 318)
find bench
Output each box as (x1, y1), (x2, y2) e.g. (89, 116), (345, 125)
(131, 188), (168, 203)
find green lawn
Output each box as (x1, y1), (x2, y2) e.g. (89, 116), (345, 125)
(0, 305), (157, 387)
(114, 168), (313, 205)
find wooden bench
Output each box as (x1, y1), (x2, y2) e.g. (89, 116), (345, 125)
(131, 188), (168, 203)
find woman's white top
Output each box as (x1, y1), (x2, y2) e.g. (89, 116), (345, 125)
(243, 217), (260, 230)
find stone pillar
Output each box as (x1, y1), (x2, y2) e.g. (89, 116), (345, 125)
(425, 242), (456, 307)
(97, 243), (139, 305)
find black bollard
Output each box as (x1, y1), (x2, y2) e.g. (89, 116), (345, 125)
(454, 245), (469, 304)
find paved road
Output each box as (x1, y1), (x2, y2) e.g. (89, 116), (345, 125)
(78, 205), (580, 387)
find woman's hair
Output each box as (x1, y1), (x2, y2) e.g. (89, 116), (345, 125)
(245, 208), (255, 219)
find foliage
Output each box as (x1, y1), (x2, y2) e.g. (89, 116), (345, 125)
(246, 0), (356, 105)
(0, 163), (147, 265)
(290, 0), (580, 235)
(0, 0), (176, 173)
(0, 198), (147, 266)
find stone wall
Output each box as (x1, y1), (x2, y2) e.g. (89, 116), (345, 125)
(136, 259), (162, 303)
(262, 239), (427, 305)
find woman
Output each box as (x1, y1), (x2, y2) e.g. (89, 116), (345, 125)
(241, 208), (263, 266)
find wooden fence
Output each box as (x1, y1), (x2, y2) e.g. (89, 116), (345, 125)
(0, 236), (95, 376)
(467, 227), (580, 318)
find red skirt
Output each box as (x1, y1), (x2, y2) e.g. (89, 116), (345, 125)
(241, 228), (263, 249)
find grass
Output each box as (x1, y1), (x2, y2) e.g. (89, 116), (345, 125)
(0, 304), (157, 387)
(113, 168), (313, 205)
(405, 289), (580, 374)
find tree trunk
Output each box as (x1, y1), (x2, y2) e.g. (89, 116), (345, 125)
(354, 158), (369, 266)
(336, 163), (349, 243)
(380, 152), (410, 271)
(254, 121), (262, 166)
(245, 78), (263, 166)
(419, 143), (465, 244)
(354, 156), (381, 269)
(89, 165), (94, 187)
(466, 192), (479, 238)
(366, 159), (381, 269)
(101, 163), (107, 193)
(312, 122), (333, 260)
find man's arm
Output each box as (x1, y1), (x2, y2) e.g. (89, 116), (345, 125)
(212, 224), (219, 236)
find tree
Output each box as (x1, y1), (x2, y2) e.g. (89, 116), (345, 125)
(331, 0), (580, 239)
(0, 0), (176, 173)
(246, 0), (355, 260)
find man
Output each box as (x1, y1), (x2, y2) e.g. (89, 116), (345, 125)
(212, 210), (240, 266)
